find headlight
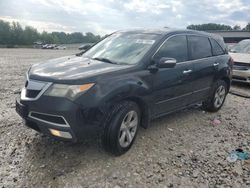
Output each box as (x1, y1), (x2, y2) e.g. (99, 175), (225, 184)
(44, 83), (94, 100)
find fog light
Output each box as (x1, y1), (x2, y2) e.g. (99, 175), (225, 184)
(49, 129), (72, 139)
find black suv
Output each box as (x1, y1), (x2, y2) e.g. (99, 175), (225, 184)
(16, 29), (232, 155)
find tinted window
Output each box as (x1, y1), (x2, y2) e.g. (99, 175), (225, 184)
(210, 38), (224, 56)
(188, 36), (212, 60)
(154, 35), (188, 63)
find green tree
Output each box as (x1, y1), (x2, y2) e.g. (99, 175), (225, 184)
(68, 32), (84, 43)
(21, 26), (39, 45)
(10, 22), (23, 45)
(244, 23), (250, 30)
(51, 32), (68, 44)
(233, 25), (241, 30)
(84, 32), (100, 43)
(0, 20), (11, 44)
(40, 31), (55, 43)
(0, 19), (103, 45)
(187, 23), (233, 31)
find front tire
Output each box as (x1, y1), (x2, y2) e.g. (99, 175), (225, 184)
(203, 80), (228, 112)
(102, 101), (140, 155)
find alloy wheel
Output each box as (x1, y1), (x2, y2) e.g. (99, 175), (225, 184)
(119, 110), (138, 148)
(214, 85), (226, 108)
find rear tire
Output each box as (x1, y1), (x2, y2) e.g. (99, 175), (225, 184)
(202, 80), (228, 112)
(102, 101), (140, 156)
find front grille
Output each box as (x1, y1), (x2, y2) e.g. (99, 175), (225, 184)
(232, 76), (247, 81)
(26, 89), (41, 98)
(233, 62), (250, 70)
(21, 79), (51, 101)
(29, 112), (69, 127)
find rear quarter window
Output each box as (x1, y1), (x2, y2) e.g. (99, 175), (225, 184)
(210, 38), (225, 56)
(188, 36), (212, 60)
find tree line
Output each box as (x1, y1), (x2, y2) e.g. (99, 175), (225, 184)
(1, 19), (250, 45)
(187, 23), (250, 31)
(0, 19), (102, 45)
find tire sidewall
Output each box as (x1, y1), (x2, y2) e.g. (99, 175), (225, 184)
(108, 102), (141, 155)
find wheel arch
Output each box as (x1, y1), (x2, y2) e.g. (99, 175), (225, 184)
(220, 76), (231, 93)
(119, 96), (151, 129)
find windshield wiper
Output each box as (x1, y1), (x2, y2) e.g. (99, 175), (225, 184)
(92, 57), (117, 64)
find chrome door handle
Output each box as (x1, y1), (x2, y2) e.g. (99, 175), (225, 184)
(183, 70), (192, 74)
(213, 63), (219, 66)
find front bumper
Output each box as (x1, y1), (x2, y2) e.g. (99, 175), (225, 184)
(232, 69), (250, 83)
(16, 95), (102, 142)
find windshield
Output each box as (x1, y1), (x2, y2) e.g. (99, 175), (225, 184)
(230, 40), (250, 54)
(83, 33), (159, 65)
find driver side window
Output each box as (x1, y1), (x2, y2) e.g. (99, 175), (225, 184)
(154, 35), (188, 63)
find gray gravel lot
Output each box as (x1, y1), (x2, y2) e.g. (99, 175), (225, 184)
(0, 48), (249, 188)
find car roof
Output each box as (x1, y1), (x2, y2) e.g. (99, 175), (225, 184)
(118, 28), (226, 51)
(118, 28), (213, 37)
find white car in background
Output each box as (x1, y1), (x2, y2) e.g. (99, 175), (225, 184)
(229, 39), (250, 83)
(226, 43), (237, 51)
(55, 45), (66, 50)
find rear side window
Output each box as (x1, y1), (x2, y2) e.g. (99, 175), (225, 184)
(210, 38), (225, 56)
(188, 36), (212, 60)
(154, 35), (188, 63)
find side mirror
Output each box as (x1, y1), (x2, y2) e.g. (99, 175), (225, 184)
(157, 57), (177, 68)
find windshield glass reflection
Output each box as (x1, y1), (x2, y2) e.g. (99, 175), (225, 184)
(83, 32), (159, 65)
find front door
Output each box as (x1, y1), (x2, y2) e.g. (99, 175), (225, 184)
(151, 35), (195, 117)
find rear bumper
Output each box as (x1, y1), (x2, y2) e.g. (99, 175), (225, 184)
(16, 96), (102, 142)
(232, 69), (250, 83)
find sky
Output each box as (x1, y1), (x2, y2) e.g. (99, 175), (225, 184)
(0, 0), (250, 35)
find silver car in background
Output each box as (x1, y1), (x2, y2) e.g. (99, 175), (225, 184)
(229, 39), (250, 83)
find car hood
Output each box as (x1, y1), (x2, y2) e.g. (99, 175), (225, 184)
(229, 53), (250, 64)
(29, 55), (132, 82)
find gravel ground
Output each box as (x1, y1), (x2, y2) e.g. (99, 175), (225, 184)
(0, 48), (249, 188)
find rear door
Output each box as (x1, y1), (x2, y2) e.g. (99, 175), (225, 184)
(152, 35), (195, 116)
(187, 35), (217, 103)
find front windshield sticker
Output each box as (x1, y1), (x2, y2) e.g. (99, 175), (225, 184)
(135, 39), (155, 45)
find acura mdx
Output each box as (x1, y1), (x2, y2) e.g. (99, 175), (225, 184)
(16, 29), (233, 155)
